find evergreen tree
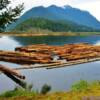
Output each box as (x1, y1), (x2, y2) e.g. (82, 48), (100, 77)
(0, 0), (24, 32)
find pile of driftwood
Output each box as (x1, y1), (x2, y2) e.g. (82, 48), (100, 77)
(0, 43), (100, 65)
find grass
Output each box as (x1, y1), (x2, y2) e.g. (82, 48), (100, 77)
(71, 80), (90, 92)
(0, 87), (36, 98)
(0, 80), (100, 100)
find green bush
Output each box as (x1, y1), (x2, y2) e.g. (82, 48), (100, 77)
(40, 84), (51, 94)
(71, 80), (90, 92)
(0, 87), (36, 98)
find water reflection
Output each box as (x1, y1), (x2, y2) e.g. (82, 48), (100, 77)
(0, 36), (99, 48)
(12, 35), (100, 46)
(95, 41), (100, 46)
(0, 36), (21, 50)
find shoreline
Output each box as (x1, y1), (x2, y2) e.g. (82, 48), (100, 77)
(0, 33), (78, 37)
(0, 32), (100, 37)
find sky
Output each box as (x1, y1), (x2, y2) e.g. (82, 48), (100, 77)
(11, 0), (100, 21)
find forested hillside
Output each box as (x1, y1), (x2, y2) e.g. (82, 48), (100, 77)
(13, 18), (97, 32)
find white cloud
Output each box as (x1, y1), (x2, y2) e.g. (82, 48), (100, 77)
(67, 0), (99, 5)
(10, 0), (100, 21)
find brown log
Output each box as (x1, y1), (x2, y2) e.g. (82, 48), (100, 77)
(0, 64), (25, 79)
(0, 56), (52, 64)
(4, 73), (27, 88)
(0, 50), (52, 64)
(0, 43), (100, 64)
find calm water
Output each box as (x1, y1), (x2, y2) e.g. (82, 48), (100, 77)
(0, 35), (100, 93)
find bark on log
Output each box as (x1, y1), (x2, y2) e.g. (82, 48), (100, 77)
(4, 72), (27, 88)
(0, 43), (100, 65)
(0, 64), (25, 79)
(0, 50), (52, 64)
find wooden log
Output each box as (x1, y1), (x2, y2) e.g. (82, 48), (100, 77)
(0, 56), (52, 64)
(4, 72), (27, 89)
(0, 64), (25, 79)
(15, 44), (49, 52)
(1, 43), (100, 64)
(65, 52), (99, 61)
(15, 43), (96, 56)
(0, 50), (52, 64)
(15, 44), (61, 53)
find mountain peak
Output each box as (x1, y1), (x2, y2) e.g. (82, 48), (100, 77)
(8, 5), (100, 30)
(48, 5), (57, 7)
(62, 5), (72, 9)
(47, 5), (73, 9)
(47, 5), (60, 9)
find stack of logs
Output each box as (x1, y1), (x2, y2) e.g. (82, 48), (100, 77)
(0, 43), (100, 64)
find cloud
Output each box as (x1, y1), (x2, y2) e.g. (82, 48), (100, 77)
(67, 0), (99, 5)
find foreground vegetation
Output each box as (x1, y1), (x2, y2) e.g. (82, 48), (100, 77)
(0, 80), (100, 100)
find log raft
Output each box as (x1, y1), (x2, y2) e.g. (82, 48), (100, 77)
(0, 50), (53, 64)
(0, 43), (100, 88)
(0, 43), (100, 66)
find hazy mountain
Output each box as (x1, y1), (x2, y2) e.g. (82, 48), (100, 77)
(8, 5), (100, 30)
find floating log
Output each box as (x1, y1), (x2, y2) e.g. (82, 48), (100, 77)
(0, 50), (52, 64)
(0, 43), (100, 65)
(0, 64), (25, 79)
(15, 43), (97, 56)
(4, 72), (27, 88)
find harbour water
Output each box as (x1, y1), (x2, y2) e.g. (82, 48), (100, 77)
(0, 35), (100, 93)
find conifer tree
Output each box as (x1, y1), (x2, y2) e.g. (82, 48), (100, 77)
(0, 0), (24, 32)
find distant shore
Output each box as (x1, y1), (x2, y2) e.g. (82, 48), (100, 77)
(0, 31), (100, 37)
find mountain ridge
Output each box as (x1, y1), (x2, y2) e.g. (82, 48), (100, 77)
(8, 5), (100, 30)
(13, 17), (97, 32)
